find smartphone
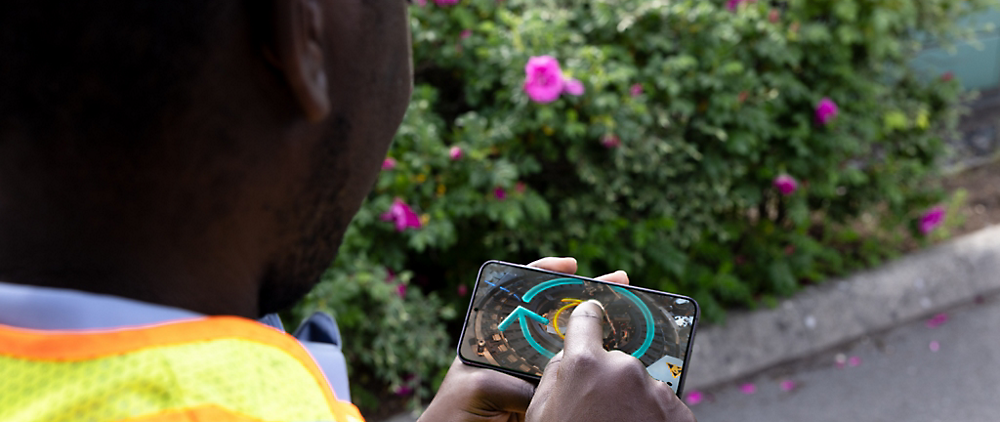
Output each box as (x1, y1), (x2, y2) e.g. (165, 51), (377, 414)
(457, 260), (699, 395)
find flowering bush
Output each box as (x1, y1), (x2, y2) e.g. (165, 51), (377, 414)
(292, 0), (994, 410)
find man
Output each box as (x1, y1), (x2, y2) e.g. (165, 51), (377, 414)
(0, 1), (696, 421)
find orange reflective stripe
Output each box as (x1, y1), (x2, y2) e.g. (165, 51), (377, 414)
(0, 317), (341, 411)
(116, 405), (267, 422)
(0, 317), (304, 361)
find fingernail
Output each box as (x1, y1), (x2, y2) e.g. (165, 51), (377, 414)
(586, 299), (605, 311)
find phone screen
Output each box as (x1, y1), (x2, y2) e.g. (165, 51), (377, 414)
(458, 261), (699, 394)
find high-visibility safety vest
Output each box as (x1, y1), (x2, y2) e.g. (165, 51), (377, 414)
(0, 316), (365, 422)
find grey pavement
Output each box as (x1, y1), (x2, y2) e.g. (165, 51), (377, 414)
(687, 224), (1000, 391)
(691, 294), (1000, 422)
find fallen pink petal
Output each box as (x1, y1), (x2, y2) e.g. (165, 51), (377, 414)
(925, 313), (949, 328)
(780, 380), (796, 392)
(684, 391), (704, 406)
(848, 356), (862, 367)
(739, 383), (756, 394)
(929, 340), (941, 352)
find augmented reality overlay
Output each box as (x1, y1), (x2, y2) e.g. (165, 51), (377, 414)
(459, 262), (698, 393)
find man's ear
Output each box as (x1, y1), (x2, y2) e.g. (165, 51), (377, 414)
(272, 0), (330, 122)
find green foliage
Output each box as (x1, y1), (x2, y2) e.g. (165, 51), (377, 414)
(293, 0), (996, 409)
(289, 255), (454, 410)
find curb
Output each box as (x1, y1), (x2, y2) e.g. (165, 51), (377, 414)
(685, 224), (1000, 392)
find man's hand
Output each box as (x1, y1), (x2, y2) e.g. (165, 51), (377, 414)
(417, 257), (631, 422)
(525, 300), (697, 422)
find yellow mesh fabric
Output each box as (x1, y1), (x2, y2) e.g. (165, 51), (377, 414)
(0, 339), (339, 422)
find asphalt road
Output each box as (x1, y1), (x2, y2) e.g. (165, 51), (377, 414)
(690, 294), (1000, 422)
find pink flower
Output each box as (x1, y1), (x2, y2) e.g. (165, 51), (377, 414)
(433, 0), (458, 5)
(601, 134), (621, 148)
(727, 0), (756, 11)
(926, 313), (949, 329)
(739, 383), (756, 394)
(396, 283), (407, 298)
(524, 56), (565, 103)
(769, 9), (780, 23)
(929, 340), (941, 352)
(773, 174), (798, 195)
(630, 83), (643, 97)
(457, 284), (468, 296)
(684, 391), (704, 405)
(515, 182), (527, 193)
(564, 78), (585, 96)
(382, 157), (397, 170)
(494, 187), (507, 201)
(460, 29), (472, 40)
(414, 0), (427, 5)
(816, 97), (839, 125)
(920, 206), (945, 235)
(780, 380), (796, 392)
(381, 199), (422, 232)
(449, 146), (463, 160)
(394, 384), (414, 396)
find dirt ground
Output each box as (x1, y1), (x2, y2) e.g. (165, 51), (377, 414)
(942, 159), (1000, 237)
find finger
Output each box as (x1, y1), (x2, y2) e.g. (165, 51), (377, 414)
(527, 257), (577, 274)
(474, 370), (536, 413)
(562, 300), (606, 356)
(595, 270), (630, 285)
(446, 358), (536, 413)
(532, 350), (564, 409)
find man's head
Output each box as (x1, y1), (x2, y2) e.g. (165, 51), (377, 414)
(0, 0), (413, 317)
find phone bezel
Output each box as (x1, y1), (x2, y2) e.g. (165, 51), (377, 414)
(456, 260), (701, 396)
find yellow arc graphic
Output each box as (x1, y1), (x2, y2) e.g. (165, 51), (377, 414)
(551, 299), (584, 339)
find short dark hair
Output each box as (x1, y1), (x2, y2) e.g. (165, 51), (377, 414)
(0, 1), (258, 149)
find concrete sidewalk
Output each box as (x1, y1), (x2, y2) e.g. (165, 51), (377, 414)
(686, 224), (1000, 392)
(691, 293), (1000, 422)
